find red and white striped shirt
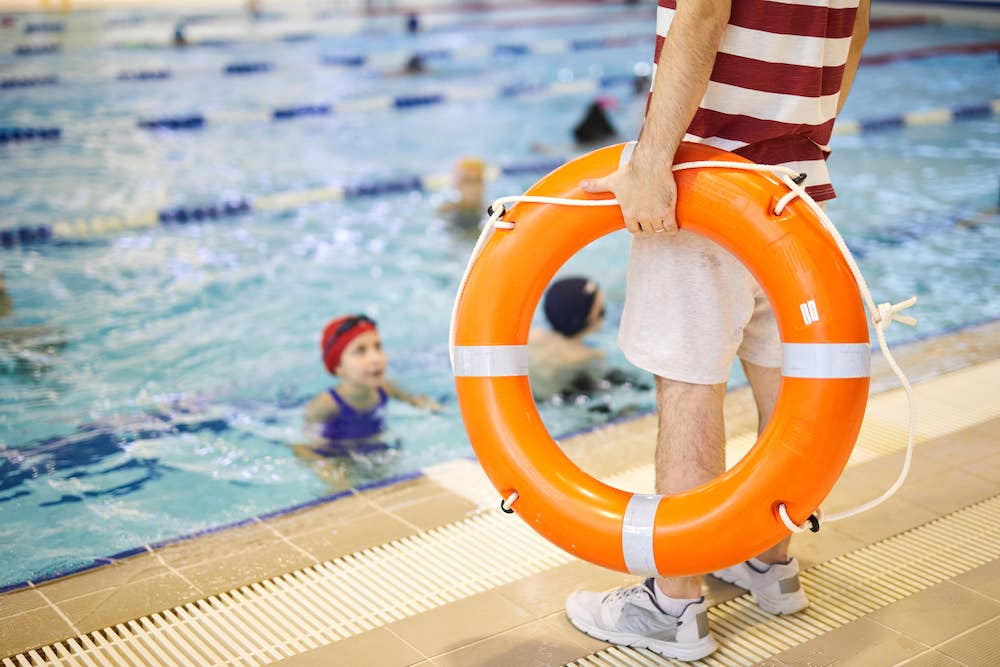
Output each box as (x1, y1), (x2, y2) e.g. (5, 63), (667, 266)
(653, 0), (860, 200)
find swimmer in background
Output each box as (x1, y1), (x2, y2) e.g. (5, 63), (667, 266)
(531, 96), (620, 157)
(172, 21), (188, 47)
(438, 157), (487, 236)
(298, 314), (438, 461)
(0, 272), (67, 374)
(382, 54), (431, 77)
(528, 277), (609, 401)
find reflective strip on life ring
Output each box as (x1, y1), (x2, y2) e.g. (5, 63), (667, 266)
(452, 142), (871, 577)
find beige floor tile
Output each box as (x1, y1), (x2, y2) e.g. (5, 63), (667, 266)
(868, 581), (1000, 647)
(31, 552), (168, 605)
(967, 451), (1000, 485)
(546, 611), (616, 654)
(897, 649), (970, 667)
(786, 525), (869, 571)
(263, 491), (377, 538)
(388, 590), (534, 657)
(364, 478), (479, 530)
(772, 617), (927, 667)
(273, 627), (426, 667)
(177, 541), (315, 595)
(0, 587), (48, 619)
(919, 419), (1000, 468)
(381, 492), (479, 531)
(936, 617), (1000, 666)
(361, 476), (452, 509)
(493, 560), (634, 617)
(895, 468), (998, 516)
(285, 507), (418, 563)
(827, 494), (940, 546)
(430, 615), (592, 667)
(56, 572), (201, 634)
(155, 520), (285, 571)
(951, 559), (1000, 604)
(0, 606), (76, 658)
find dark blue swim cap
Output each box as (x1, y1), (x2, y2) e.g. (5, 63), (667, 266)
(544, 277), (598, 337)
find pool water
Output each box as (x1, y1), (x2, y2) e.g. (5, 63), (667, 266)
(0, 10), (998, 588)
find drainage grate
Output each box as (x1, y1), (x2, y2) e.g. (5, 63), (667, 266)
(4, 510), (575, 666)
(566, 495), (1000, 667)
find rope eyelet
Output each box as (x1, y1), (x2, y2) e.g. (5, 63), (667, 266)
(500, 491), (519, 514)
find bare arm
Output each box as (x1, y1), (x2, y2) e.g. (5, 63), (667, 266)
(384, 381), (442, 411)
(304, 391), (338, 423)
(581, 0), (731, 234)
(837, 0), (870, 115)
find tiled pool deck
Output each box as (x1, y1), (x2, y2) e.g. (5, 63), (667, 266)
(2, 319), (999, 666)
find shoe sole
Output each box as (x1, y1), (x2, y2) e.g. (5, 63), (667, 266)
(566, 615), (718, 662)
(711, 570), (809, 615)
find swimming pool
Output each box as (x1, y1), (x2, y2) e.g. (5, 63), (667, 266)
(1, 6), (998, 589)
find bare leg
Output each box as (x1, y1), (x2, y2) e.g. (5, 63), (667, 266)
(741, 359), (790, 564)
(653, 376), (727, 599)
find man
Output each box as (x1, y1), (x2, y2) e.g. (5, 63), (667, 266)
(564, 0), (870, 660)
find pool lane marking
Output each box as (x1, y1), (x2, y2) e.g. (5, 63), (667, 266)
(2, 95), (993, 251)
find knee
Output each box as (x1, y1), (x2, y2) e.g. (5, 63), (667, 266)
(655, 376), (725, 406)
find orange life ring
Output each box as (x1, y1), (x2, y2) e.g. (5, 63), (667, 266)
(452, 142), (870, 577)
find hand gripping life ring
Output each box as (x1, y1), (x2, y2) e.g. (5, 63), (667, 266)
(451, 142), (870, 577)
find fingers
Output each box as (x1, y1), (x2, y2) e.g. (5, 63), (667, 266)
(626, 213), (678, 235)
(579, 177), (611, 194)
(580, 171), (678, 235)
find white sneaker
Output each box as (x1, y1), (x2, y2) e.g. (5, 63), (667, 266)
(712, 558), (809, 615)
(565, 578), (718, 662)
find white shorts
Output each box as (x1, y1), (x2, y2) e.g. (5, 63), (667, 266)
(618, 230), (781, 385)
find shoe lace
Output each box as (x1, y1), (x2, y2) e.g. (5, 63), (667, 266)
(602, 584), (647, 604)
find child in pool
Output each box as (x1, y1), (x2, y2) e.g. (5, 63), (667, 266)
(302, 314), (437, 456)
(528, 278), (652, 404)
(438, 156), (487, 236)
(528, 277), (609, 401)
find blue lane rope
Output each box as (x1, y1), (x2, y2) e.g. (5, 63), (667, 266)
(0, 75), (59, 89)
(1, 97), (996, 251)
(1, 33), (653, 89)
(0, 40), (1000, 130)
(12, 43), (61, 56)
(116, 69), (171, 81)
(136, 114), (206, 131)
(24, 22), (65, 34)
(6, 70), (639, 137)
(0, 127), (61, 143)
(102, 6), (654, 52)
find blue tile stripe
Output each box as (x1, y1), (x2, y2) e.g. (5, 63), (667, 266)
(1, 469), (424, 593)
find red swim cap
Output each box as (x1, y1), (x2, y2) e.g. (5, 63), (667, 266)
(321, 315), (377, 374)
